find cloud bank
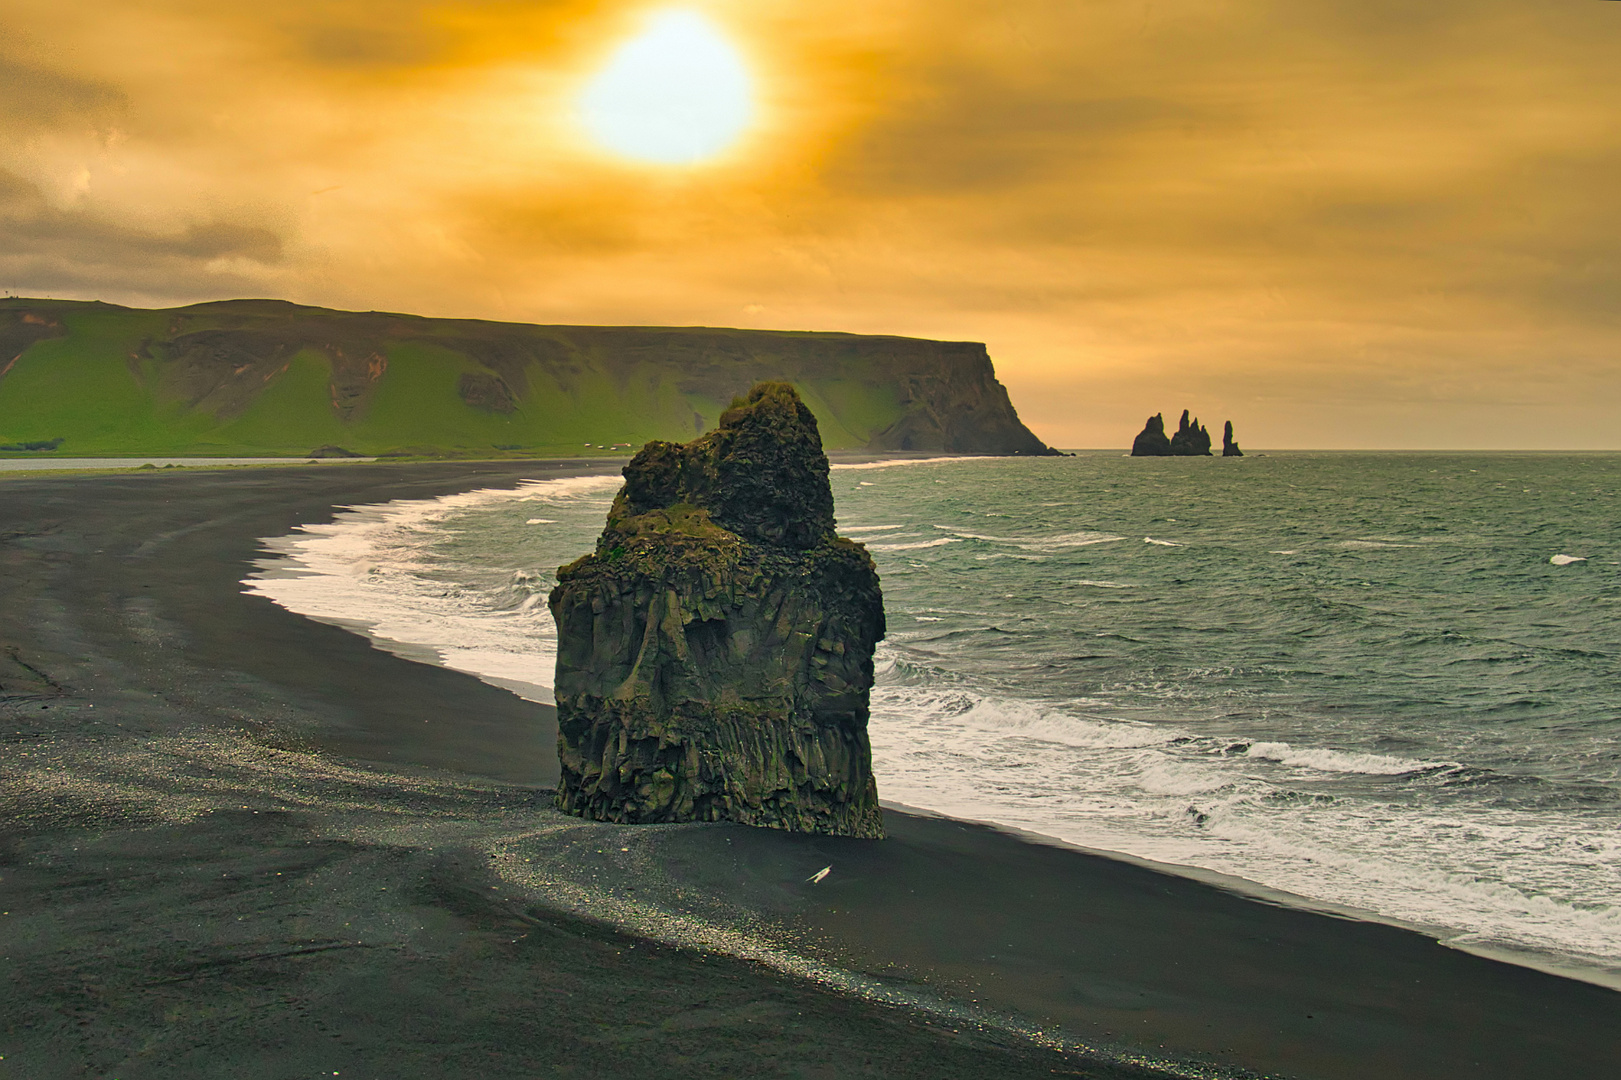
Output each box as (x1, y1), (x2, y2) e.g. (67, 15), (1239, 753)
(3, 0), (1619, 447)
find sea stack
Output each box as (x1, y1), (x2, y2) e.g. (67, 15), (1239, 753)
(1222, 421), (1243, 457)
(1131, 413), (1173, 456)
(548, 382), (886, 838)
(1168, 410), (1213, 456)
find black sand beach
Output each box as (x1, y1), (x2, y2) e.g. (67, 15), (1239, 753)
(2, 462), (1618, 1079)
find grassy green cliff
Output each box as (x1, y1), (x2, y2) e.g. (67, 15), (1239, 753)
(0, 298), (1056, 458)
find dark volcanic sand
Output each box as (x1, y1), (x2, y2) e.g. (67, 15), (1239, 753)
(1, 462), (1617, 1080)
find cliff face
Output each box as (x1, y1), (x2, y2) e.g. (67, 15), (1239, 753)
(0, 298), (1056, 458)
(548, 383), (885, 838)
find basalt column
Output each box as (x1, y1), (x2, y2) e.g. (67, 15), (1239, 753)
(548, 382), (886, 838)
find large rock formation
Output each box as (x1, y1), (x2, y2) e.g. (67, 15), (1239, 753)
(548, 382), (886, 838)
(1168, 410), (1213, 456)
(1131, 413), (1173, 456)
(1133, 408), (1242, 457)
(1132, 409), (1241, 457)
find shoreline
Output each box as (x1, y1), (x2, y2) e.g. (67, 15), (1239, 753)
(241, 455), (1621, 995)
(896, 805), (1621, 995)
(2, 461), (1618, 1078)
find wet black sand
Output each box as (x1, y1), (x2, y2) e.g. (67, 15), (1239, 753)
(2, 463), (1618, 1079)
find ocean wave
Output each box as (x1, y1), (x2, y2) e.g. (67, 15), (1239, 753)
(831, 457), (993, 471)
(869, 685), (1621, 984)
(243, 474), (620, 706)
(1020, 531), (1126, 551)
(936, 527), (1124, 551)
(868, 537), (962, 551)
(1241, 741), (1456, 775)
(874, 687), (1180, 751)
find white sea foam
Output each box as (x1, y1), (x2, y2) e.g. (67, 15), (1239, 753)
(867, 537), (961, 552)
(831, 457), (993, 471)
(1018, 531), (1126, 551)
(1241, 741), (1454, 776)
(939, 527), (1123, 551)
(244, 475), (620, 705)
(866, 681), (1621, 986)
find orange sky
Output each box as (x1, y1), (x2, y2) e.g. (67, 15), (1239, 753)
(3, 0), (1620, 448)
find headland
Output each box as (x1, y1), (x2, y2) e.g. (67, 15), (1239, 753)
(0, 298), (1056, 460)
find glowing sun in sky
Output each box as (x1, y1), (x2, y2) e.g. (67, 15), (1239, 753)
(577, 10), (754, 165)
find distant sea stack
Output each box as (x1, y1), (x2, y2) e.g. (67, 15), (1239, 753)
(1131, 409), (1239, 457)
(1222, 421), (1243, 457)
(548, 382), (886, 838)
(1131, 413), (1172, 456)
(0, 298), (1057, 458)
(1168, 410), (1212, 456)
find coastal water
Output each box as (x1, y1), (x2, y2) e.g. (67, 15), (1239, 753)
(246, 453), (1621, 987)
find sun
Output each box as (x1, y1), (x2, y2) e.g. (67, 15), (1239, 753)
(577, 9), (754, 165)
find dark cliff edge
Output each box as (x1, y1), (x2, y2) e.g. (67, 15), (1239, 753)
(0, 298), (1057, 458)
(548, 383), (886, 837)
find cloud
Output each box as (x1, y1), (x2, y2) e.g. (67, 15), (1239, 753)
(0, 54), (127, 135)
(1, 0), (1619, 445)
(0, 168), (283, 299)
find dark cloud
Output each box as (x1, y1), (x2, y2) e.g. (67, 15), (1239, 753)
(277, 5), (446, 69)
(0, 169), (283, 301)
(830, 83), (1199, 194)
(0, 54), (127, 134)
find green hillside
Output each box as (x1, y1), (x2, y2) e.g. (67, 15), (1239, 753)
(0, 298), (1055, 459)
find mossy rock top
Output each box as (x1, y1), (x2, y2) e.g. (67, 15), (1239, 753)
(605, 382), (836, 551)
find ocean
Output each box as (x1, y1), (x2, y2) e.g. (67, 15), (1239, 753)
(245, 452), (1621, 988)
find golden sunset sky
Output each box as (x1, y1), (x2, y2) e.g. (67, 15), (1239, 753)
(3, 0), (1620, 447)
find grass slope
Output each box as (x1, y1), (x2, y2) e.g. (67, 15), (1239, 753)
(0, 298), (1051, 458)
